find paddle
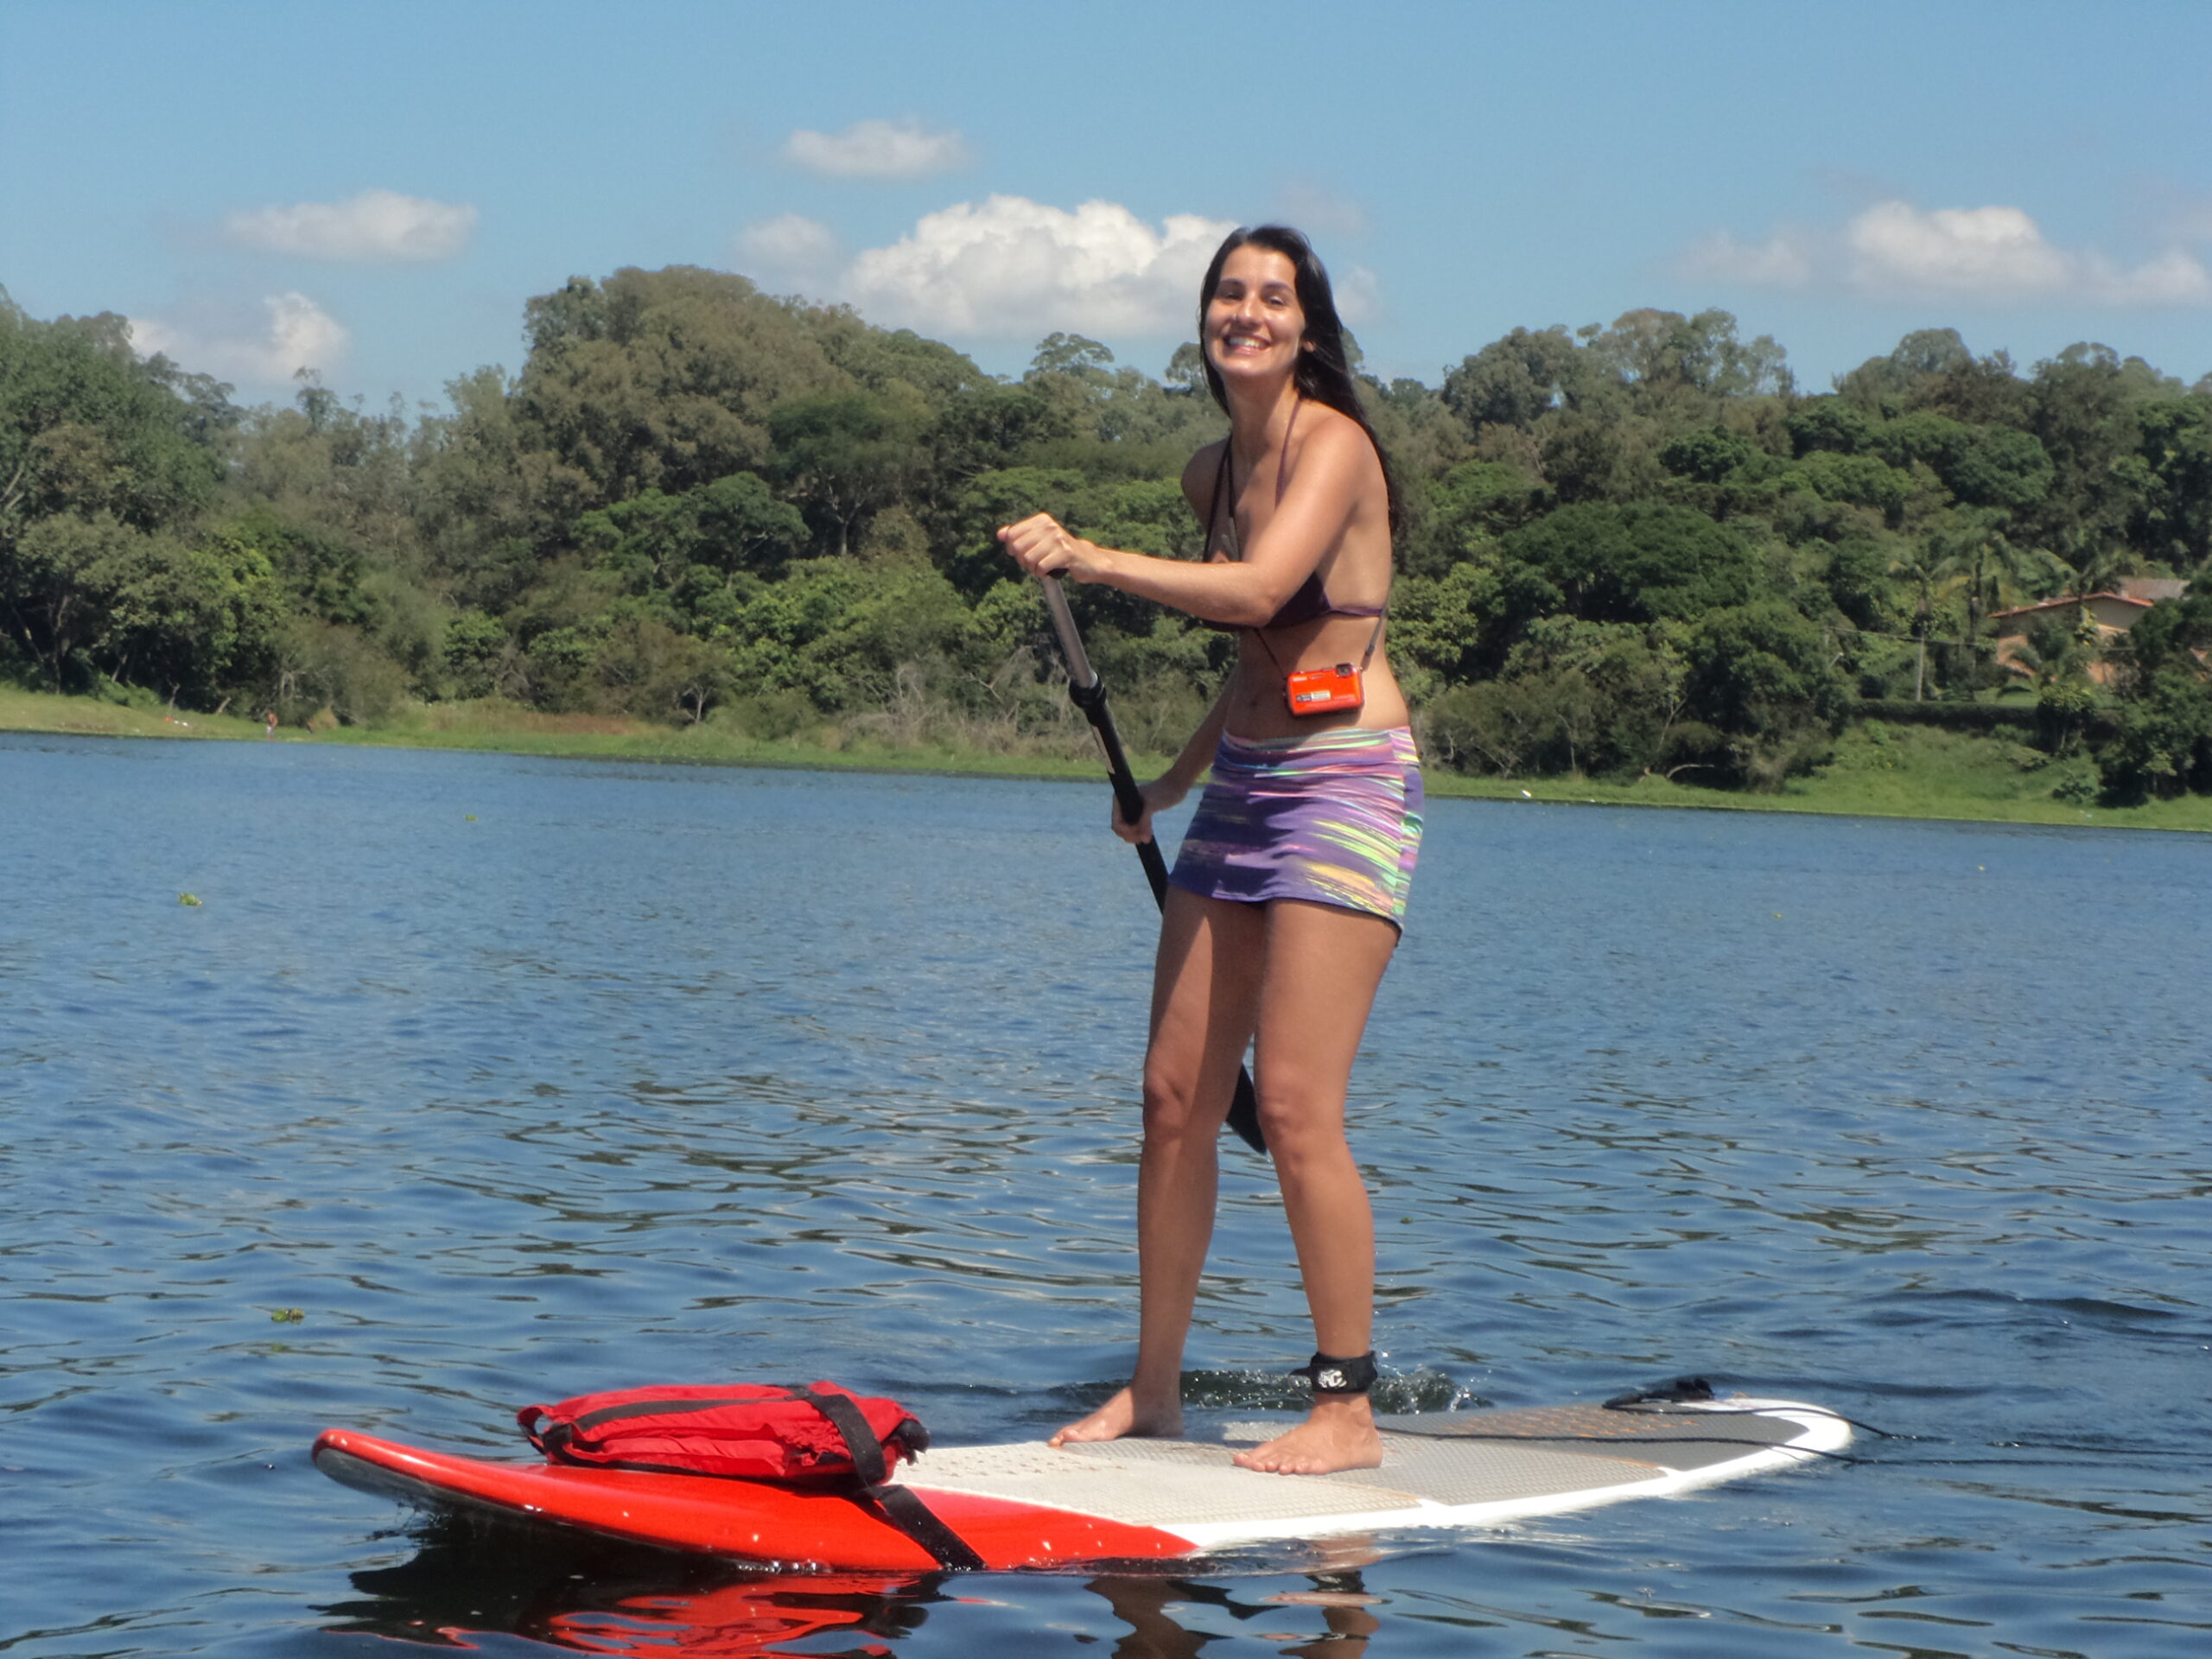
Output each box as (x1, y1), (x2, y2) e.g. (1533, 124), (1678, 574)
(1037, 575), (1267, 1154)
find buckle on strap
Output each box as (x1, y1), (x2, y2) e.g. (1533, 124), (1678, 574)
(789, 1386), (983, 1571)
(1296, 1351), (1378, 1395)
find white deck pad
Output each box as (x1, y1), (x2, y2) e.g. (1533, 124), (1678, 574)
(904, 1395), (1849, 1548)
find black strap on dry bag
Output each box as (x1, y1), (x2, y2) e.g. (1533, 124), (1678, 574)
(790, 1385), (982, 1572)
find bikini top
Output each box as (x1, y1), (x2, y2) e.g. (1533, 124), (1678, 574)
(1201, 401), (1387, 633)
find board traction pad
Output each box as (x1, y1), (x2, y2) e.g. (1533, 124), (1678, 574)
(901, 1402), (1815, 1529)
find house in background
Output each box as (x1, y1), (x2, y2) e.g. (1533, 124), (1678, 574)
(1990, 577), (2192, 683)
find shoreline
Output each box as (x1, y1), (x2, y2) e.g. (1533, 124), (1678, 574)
(6, 688), (2209, 835)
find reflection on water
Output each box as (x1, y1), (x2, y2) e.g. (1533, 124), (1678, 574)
(327, 1515), (1389, 1657)
(4, 734), (2211, 1657)
(328, 1518), (939, 1655)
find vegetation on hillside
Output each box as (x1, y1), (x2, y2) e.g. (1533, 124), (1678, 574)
(4, 271), (2209, 804)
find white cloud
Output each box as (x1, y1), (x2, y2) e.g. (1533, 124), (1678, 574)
(1680, 228), (1816, 288)
(220, 188), (477, 263)
(129, 293), (348, 386)
(733, 213), (842, 289)
(2097, 246), (2212, 305)
(1335, 264), (1382, 326)
(1846, 201), (2073, 297)
(840, 196), (1236, 337)
(1683, 199), (2212, 308)
(782, 119), (972, 181)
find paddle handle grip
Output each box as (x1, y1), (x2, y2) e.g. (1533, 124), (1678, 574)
(1039, 575), (1096, 694)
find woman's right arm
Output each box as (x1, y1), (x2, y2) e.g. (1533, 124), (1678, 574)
(999, 426), (1367, 626)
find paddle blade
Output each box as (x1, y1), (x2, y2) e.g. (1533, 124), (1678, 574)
(1228, 1071), (1265, 1154)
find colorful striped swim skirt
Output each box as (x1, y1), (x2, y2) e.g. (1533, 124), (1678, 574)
(1168, 726), (1423, 929)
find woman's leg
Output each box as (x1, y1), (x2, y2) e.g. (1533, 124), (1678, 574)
(1051, 887), (1267, 1446)
(1232, 897), (1400, 1475)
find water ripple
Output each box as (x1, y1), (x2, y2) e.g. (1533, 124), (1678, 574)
(3, 734), (2210, 1656)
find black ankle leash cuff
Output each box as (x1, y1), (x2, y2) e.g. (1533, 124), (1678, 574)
(1297, 1351), (1377, 1395)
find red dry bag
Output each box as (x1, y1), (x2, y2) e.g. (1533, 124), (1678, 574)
(515, 1380), (982, 1570)
(516, 1381), (928, 1483)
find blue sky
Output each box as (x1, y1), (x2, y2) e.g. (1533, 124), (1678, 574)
(5, 0), (2209, 410)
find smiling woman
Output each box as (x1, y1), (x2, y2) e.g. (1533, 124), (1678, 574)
(998, 226), (1421, 1478)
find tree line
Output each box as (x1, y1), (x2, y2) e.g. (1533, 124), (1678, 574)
(3, 268), (2210, 800)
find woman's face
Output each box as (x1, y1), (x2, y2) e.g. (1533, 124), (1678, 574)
(1205, 245), (1306, 387)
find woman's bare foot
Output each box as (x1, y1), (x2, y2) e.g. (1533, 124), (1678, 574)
(1049, 1385), (1183, 1448)
(1232, 1396), (1382, 1475)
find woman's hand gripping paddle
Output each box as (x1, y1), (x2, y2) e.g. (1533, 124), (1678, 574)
(1038, 575), (1267, 1154)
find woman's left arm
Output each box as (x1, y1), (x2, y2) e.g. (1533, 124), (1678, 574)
(998, 423), (1374, 627)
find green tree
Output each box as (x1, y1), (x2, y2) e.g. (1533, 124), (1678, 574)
(1823, 537), (1899, 633)
(1834, 327), (1975, 409)
(1492, 501), (1765, 644)
(2122, 397), (2212, 571)
(1164, 342), (1207, 394)
(589, 615), (736, 721)
(0, 296), (232, 689)
(769, 390), (928, 557)
(1, 512), (142, 689)
(1880, 413), (2052, 511)
(1403, 459), (1544, 576)
(2098, 671), (2212, 801)
(1499, 615), (1692, 776)
(1681, 601), (1848, 785)
(938, 467), (1088, 596)
(2026, 342), (2175, 564)
(442, 607), (515, 699)
(0, 296), (226, 534)
(575, 471), (807, 620)
(99, 527), (285, 702)
(1536, 410), (1637, 504)
(1790, 451), (1914, 525)
(1585, 308), (1790, 404)
(1787, 397), (1878, 457)
(1442, 326), (1587, 431)
(269, 615), (410, 725)
(1381, 560), (1491, 695)
(412, 364), (566, 608)
(727, 556), (974, 711)
(512, 267), (850, 508)
(2122, 588), (2212, 683)
(925, 385), (1073, 489)
(1660, 426), (1759, 486)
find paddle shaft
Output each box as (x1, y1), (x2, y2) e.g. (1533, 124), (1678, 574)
(1039, 576), (1266, 1154)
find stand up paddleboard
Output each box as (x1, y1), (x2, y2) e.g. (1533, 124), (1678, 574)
(316, 1393), (1850, 1572)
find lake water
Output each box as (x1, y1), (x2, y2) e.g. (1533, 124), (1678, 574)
(3, 731), (2209, 1658)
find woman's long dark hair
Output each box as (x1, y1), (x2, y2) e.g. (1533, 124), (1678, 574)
(1197, 225), (1402, 531)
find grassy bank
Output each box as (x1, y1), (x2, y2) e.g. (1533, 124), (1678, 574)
(1437, 721), (2212, 833)
(7, 686), (2209, 834)
(0, 685), (283, 745)
(0, 687), (1114, 783)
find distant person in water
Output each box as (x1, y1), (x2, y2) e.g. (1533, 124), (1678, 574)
(1000, 226), (1420, 1476)
(265, 709), (277, 738)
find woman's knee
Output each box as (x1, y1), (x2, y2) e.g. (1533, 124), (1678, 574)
(1140, 1063), (1225, 1145)
(1250, 1087), (1351, 1165)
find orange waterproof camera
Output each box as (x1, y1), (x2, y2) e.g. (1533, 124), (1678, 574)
(1285, 662), (1364, 716)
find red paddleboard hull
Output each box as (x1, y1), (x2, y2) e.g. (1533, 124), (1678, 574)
(314, 1429), (1190, 1571)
